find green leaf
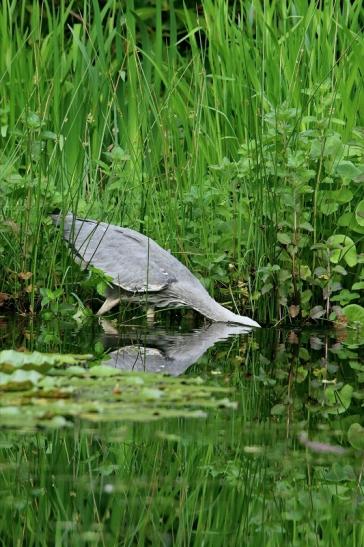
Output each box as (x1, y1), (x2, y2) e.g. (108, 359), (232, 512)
(355, 200), (364, 227)
(271, 403), (286, 416)
(335, 160), (361, 180)
(331, 188), (353, 204)
(0, 350), (92, 371)
(352, 282), (364, 291)
(325, 384), (353, 414)
(0, 370), (42, 390)
(310, 305), (325, 319)
(331, 290), (359, 305)
(338, 212), (364, 234)
(277, 233), (291, 245)
(299, 221), (314, 232)
(89, 366), (120, 377)
(327, 235), (357, 267)
(319, 200), (338, 216)
(347, 423), (364, 450)
(299, 265), (311, 280)
(342, 304), (364, 324)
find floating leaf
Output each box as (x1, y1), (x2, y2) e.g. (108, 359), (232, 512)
(0, 350), (93, 372)
(0, 370), (42, 391)
(0, 351), (237, 430)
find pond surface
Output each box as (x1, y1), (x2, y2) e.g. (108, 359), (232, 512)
(1, 314), (364, 545)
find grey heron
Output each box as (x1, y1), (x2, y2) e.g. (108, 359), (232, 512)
(103, 322), (254, 375)
(53, 213), (260, 328)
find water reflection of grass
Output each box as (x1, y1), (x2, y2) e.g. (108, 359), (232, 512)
(1, 417), (363, 545)
(1, 327), (364, 544)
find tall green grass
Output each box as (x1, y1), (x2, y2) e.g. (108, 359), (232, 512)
(0, 0), (363, 324)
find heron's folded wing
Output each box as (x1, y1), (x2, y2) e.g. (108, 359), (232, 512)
(69, 221), (176, 292)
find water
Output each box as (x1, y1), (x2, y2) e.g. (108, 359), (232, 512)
(1, 314), (364, 545)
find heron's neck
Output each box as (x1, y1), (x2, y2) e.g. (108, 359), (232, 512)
(196, 296), (260, 328)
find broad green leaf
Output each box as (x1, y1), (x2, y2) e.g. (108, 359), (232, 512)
(342, 304), (364, 324)
(319, 200), (338, 216)
(327, 235), (357, 267)
(310, 305), (325, 319)
(277, 233), (291, 245)
(355, 200), (364, 227)
(0, 370), (42, 390)
(299, 265), (311, 280)
(0, 350), (92, 372)
(331, 188), (353, 204)
(347, 423), (364, 450)
(352, 282), (364, 291)
(271, 403), (286, 416)
(325, 384), (353, 414)
(336, 160), (361, 180)
(338, 212), (364, 234)
(299, 221), (314, 232)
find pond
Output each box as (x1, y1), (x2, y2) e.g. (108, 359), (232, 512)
(1, 314), (364, 545)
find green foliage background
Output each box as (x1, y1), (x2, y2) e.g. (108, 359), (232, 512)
(1, 0), (364, 324)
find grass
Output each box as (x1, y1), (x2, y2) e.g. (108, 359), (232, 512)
(0, 0), (364, 325)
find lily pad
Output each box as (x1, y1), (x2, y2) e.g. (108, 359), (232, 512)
(0, 350), (237, 430)
(0, 350), (93, 373)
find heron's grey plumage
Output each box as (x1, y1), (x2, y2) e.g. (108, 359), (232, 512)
(53, 213), (260, 328)
(103, 322), (254, 375)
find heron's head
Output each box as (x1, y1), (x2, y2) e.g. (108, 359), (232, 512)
(230, 315), (261, 328)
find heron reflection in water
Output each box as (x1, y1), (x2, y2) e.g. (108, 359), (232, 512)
(102, 322), (253, 376)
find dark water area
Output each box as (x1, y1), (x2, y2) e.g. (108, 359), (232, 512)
(1, 314), (364, 545)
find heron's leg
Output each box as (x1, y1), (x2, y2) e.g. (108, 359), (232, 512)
(96, 297), (121, 316)
(146, 306), (155, 325)
(99, 318), (119, 335)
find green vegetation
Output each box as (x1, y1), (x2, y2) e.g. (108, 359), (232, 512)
(1, 0), (364, 325)
(3, 4), (364, 543)
(0, 349), (236, 429)
(2, 326), (364, 545)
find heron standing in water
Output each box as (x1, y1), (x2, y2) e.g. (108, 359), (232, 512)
(53, 213), (260, 328)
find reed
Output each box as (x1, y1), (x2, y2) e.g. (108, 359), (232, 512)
(0, 0), (363, 324)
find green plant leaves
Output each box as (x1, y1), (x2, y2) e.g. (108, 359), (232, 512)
(342, 304), (364, 325)
(335, 161), (361, 180)
(277, 233), (291, 245)
(347, 423), (364, 450)
(355, 200), (364, 227)
(327, 235), (357, 267)
(324, 384), (353, 414)
(0, 350), (237, 430)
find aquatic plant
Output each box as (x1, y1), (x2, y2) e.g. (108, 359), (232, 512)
(0, 0), (364, 326)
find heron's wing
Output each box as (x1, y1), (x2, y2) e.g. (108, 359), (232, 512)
(67, 219), (177, 292)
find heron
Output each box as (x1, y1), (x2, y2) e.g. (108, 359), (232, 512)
(53, 213), (260, 328)
(103, 322), (254, 375)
